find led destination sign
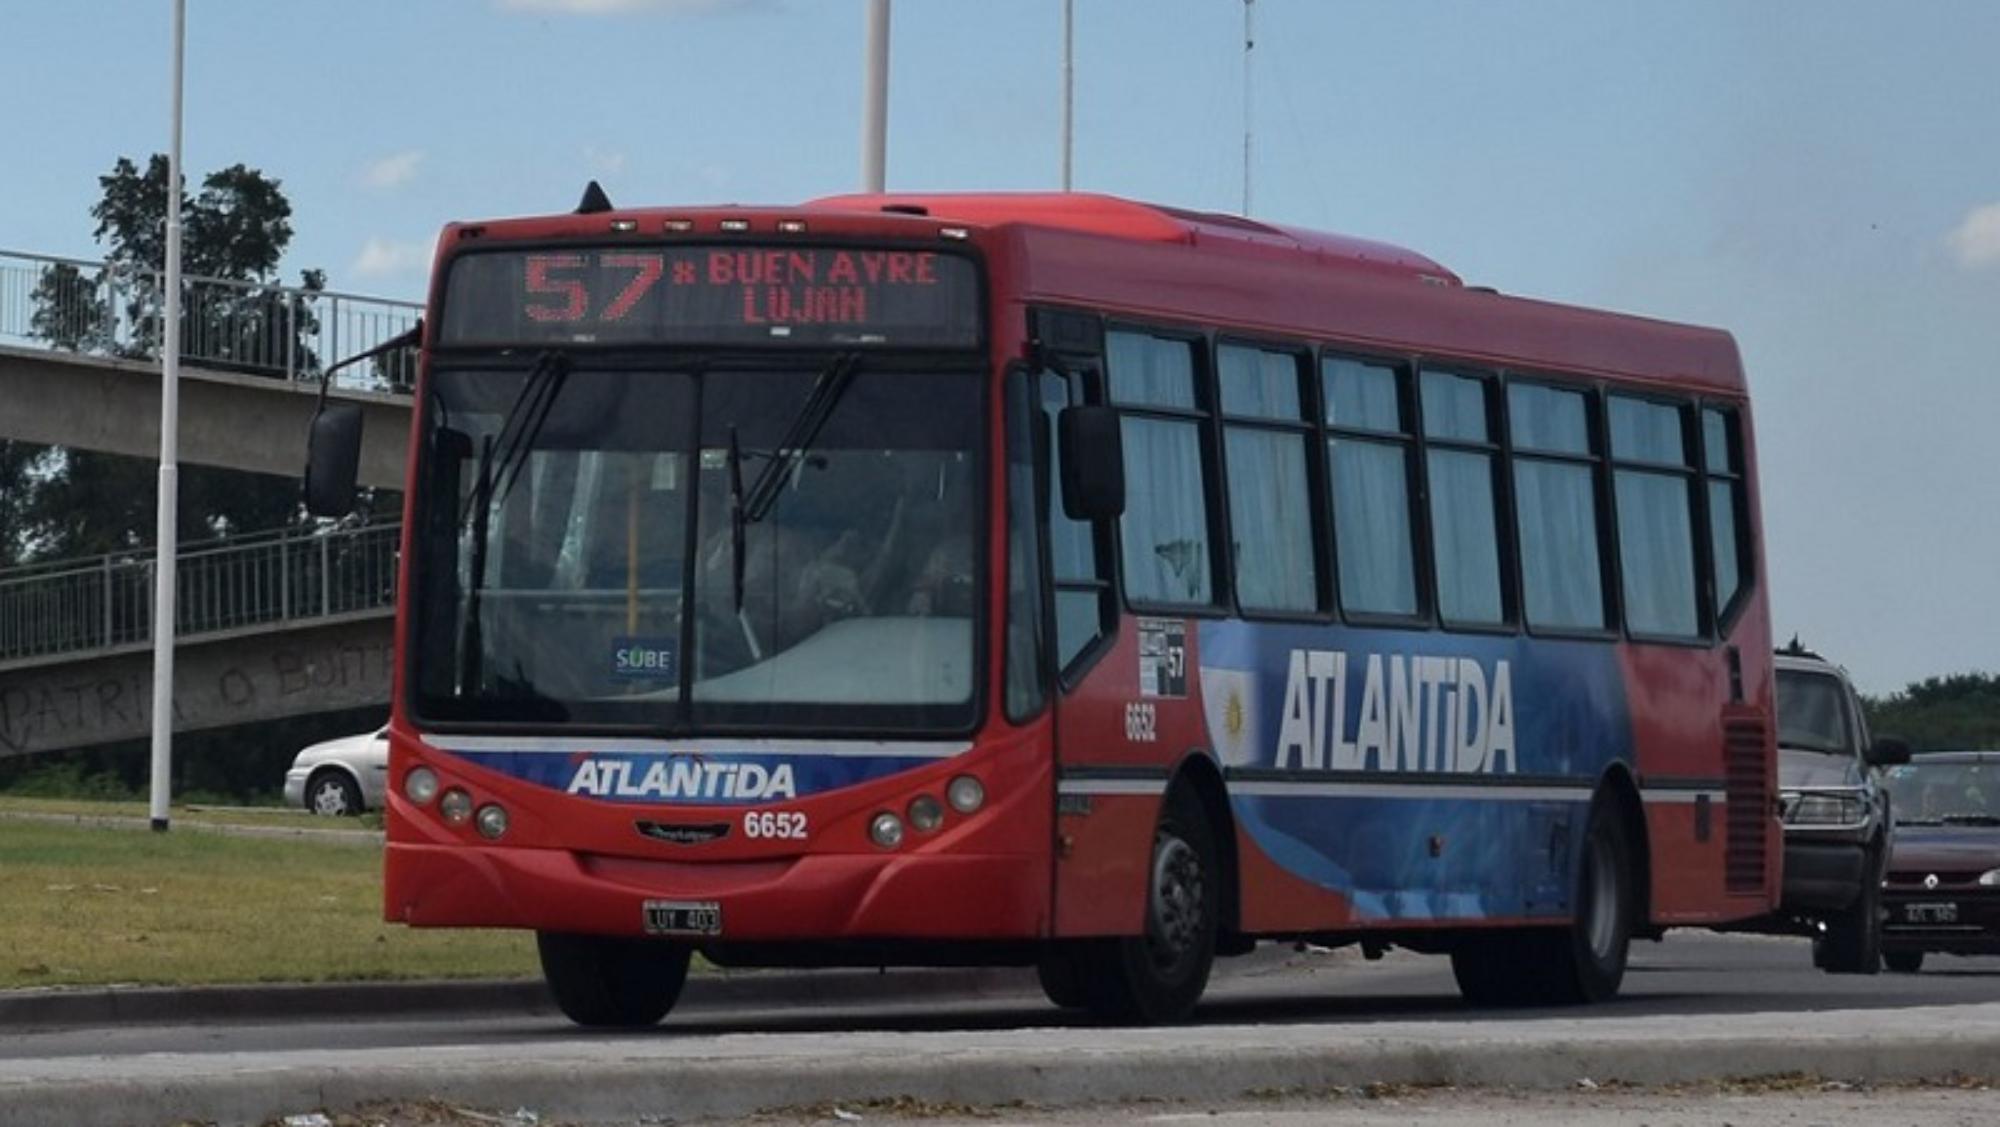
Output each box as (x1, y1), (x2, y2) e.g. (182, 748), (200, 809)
(439, 245), (980, 348)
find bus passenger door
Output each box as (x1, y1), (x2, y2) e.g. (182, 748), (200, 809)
(1031, 359), (1172, 938)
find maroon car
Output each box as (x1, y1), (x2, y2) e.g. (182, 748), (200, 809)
(1881, 751), (2000, 973)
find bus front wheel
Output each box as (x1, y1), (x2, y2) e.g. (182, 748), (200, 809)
(1080, 786), (1219, 1024)
(536, 931), (691, 1028)
(1452, 797), (1636, 1006)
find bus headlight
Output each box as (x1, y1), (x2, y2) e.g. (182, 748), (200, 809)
(869, 812), (905, 849)
(439, 788), (474, 826)
(908, 795), (944, 833)
(947, 775), (985, 815)
(1979, 869), (2000, 888)
(475, 804), (509, 840)
(404, 768), (439, 805)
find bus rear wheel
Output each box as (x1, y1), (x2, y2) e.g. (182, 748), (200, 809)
(1080, 786), (1219, 1024)
(536, 931), (691, 1028)
(1452, 797), (1635, 1007)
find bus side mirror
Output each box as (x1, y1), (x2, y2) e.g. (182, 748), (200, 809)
(1868, 736), (1912, 768)
(1058, 404), (1124, 522)
(303, 403), (364, 516)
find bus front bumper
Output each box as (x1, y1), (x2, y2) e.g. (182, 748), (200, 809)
(384, 840), (1047, 941)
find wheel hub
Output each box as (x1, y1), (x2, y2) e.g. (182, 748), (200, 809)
(1147, 834), (1204, 970)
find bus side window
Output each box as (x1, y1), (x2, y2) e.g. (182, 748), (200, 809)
(1041, 369), (1112, 675)
(1702, 406), (1750, 628)
(1106, 331), (1215, 606)
(1609, 396), (1701, 639)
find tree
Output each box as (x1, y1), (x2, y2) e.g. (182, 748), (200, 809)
(14, 155), (332, 561)
(78, 155), (326, 375)
(1863, 673), (2000, 752)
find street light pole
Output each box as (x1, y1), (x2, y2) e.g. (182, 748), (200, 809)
(149, 0), (186, 833)
(861, 0), (890, 192)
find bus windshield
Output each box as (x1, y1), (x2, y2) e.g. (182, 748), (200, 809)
(411, 361), (982, 732)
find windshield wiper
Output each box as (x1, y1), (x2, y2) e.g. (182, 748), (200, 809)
(741, 353), (861, 524)
(456, 351), (572, 695)
(1941, 813), (2000, 826)
(727, 424), (747, 612)
(459, 351), (573, 526)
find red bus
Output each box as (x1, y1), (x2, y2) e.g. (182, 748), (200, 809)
(305, 190), (1777, 1025)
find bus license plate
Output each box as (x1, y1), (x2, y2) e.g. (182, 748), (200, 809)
(643, 899), (722, 936)
(1903, 902), (1957, 924)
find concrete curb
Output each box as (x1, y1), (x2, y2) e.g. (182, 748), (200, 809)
(4, 1004), (1999, 1127)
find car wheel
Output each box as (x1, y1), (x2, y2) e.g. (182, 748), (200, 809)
(1883, 950), (1924, 974)
(1818, 848), (1883, 975)
(1453, 793), (1635, 1006)
(1078, 786), (1219, 1024)
(306, 770), (365, 817)
(536, 932), (691, 1028)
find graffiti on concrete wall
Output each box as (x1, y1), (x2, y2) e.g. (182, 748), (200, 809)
(0, 618), (392, 756)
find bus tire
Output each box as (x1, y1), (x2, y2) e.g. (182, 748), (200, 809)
(1036, 947), (1090, 1009)
(1817, 845), (1884, 976)
(1081, 786), (1218, 1024)
(1884, 950), (1924, 974)
(536, 931), (690, 1028)
(1452, 796), (1635, 1006)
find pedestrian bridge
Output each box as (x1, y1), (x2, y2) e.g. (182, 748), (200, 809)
(0, 524), (398, 757)
(0, 247), (417, 487)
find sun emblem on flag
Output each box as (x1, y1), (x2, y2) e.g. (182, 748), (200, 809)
(1225, 690), (1246, 742)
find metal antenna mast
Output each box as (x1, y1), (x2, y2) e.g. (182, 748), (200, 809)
(1242, 0), (1255, 216)
(1062, 0), (1074, 190)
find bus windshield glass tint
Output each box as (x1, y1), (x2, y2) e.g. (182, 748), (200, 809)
(412, 365), (981, 732)
(438, 245), (980, 349)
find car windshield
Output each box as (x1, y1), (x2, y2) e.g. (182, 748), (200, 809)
(1886, 760), (2000, 824)
(410, 361), (981, 732)
(1775, 670), (1853, 755)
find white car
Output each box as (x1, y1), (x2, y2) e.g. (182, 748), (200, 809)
(283, 727), (389, 816)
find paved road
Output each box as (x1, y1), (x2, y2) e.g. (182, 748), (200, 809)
(4, 932), (1998, 1060)
(9, 933), (2000, 1127)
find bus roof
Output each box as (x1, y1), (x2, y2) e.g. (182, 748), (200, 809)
(442, 190), (1745, 397)
(806, 191), (1746, 397)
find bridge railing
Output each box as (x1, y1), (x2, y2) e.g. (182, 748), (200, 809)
(0, 248), (422, 393)
(0, 523), (401, 665)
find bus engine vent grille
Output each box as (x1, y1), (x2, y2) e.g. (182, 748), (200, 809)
(1724, 719), (1770, 894)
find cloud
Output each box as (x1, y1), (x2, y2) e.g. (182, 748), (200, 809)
(584, 144), (627, 175)
(499, 0), (761, 14)
(352, 237), (431, 279)
(360, 150), (424, 190)
(1946, 201), (2000, 270)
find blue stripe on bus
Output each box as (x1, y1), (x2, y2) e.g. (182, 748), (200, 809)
(1197, 620), (1632, 921)
(442, 749), (935, 804)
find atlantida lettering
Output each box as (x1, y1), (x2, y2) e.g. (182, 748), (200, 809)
(1275, 650), (1516, 774)
(568, 758), (797, 800)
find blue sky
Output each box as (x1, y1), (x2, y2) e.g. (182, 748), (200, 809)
(4, 0), (1997, 695)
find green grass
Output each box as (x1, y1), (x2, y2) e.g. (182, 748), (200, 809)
(0, 819), (538, 990)
(0, 795), (357, 831)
